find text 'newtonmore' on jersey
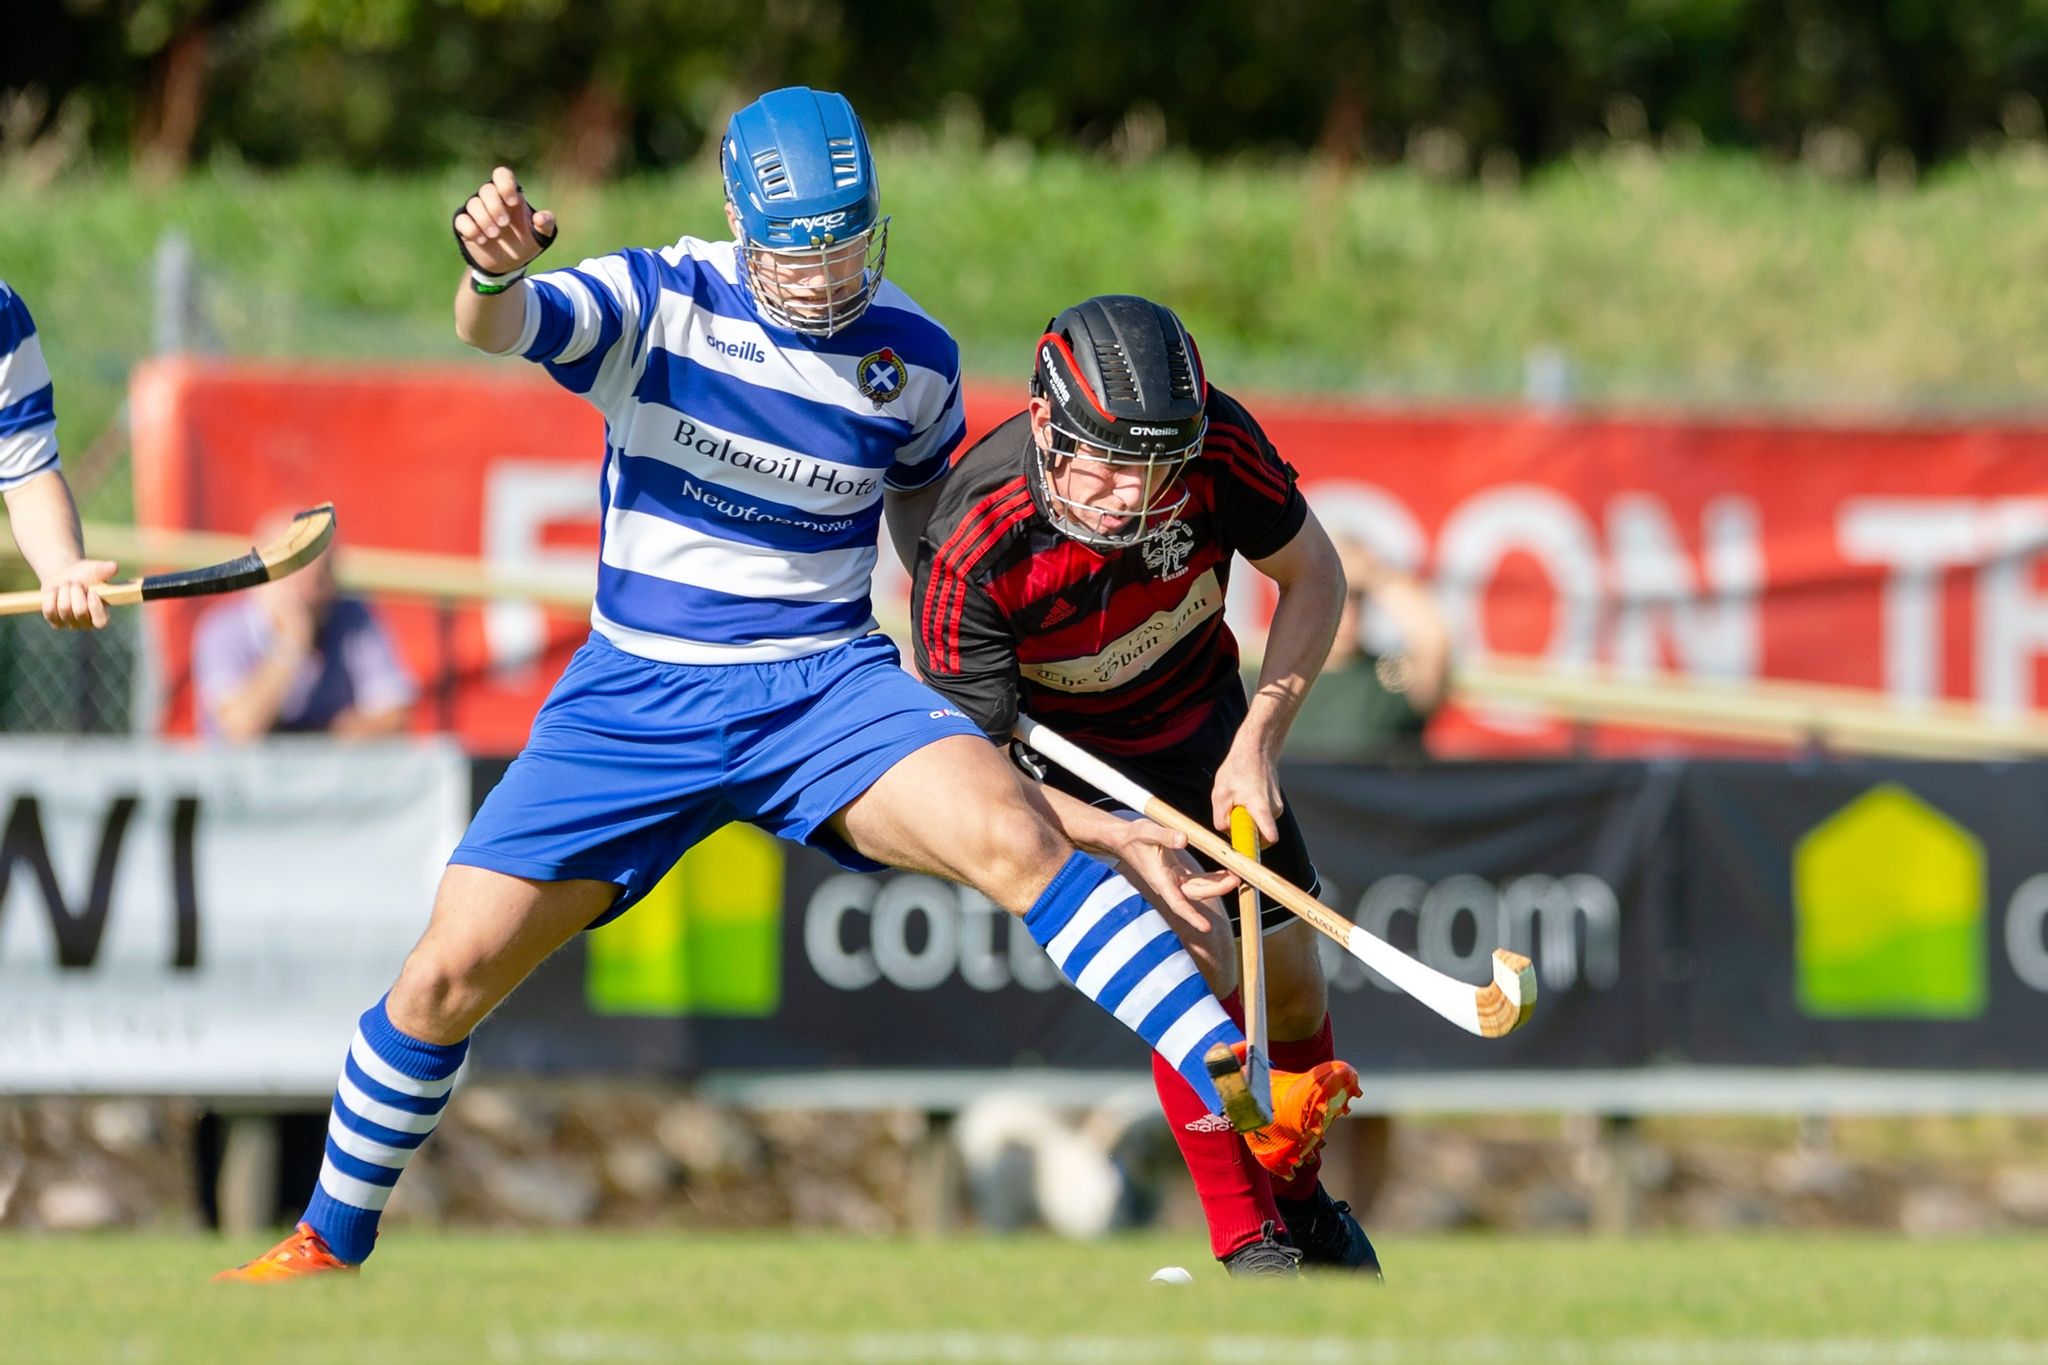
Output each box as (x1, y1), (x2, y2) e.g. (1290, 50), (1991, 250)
(493, 236), (966, 664)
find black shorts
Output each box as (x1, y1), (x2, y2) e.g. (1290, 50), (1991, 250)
(1035, 699), (1318, 937)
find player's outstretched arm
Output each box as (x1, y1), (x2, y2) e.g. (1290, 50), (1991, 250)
(451, 165), (558, 354)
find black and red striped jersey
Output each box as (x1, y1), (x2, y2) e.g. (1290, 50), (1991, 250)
(911, 386), (1307, 757)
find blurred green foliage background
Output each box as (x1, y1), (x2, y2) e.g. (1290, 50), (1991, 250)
(6, 0), (2048, 489)
(9, 147), (2048, 523)
(8, 0), (2048, 181)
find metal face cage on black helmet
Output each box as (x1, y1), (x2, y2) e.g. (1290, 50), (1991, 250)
(1028, 295), (1209, 550)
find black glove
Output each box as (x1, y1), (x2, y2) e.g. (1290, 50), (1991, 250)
(452, 185), (557, 272)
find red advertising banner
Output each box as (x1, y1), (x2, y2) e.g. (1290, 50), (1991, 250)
(130, 359), (2048, 755)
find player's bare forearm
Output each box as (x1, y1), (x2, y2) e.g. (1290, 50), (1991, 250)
(1017, 766), (1238, 937)
(1215, 516), (1344, 837)
(1242, 515), (1346, 754)
(450, 166), (556, 354)
(1022, 777), (1146, 861)
(2, 469), (86, 581)
(1243, 590), (1336, 752)
(4, 469), (117, 628)
(453, 277), (530, 354)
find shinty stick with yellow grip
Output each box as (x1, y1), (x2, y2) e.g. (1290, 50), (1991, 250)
(1229, 807), (1273, 1121)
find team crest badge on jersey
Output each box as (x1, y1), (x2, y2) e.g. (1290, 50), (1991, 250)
(1141, 519), (1196, 581)
(856, 347), (908, 407)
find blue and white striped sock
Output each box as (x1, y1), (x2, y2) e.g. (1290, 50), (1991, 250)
(1025, 852), (1243, 1114)
(300, 995), (467, 1264)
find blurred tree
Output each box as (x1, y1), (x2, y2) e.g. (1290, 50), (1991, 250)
(2, 0), (2044, 177)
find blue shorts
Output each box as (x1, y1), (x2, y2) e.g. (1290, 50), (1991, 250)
(451, 631), (984, 926)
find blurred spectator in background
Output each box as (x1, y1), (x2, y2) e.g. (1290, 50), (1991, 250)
(1, 280), (118, 630)
(193, 511), (417, 740)
(1276, 537), (1450, 764)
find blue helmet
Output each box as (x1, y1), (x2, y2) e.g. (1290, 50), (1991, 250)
(721, 86), (889, 337)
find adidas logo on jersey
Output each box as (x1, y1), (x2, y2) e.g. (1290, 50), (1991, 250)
(1041, 598), (1077, 627)
(1184, 1112), (1237, 1134)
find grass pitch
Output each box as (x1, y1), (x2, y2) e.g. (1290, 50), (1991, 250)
(4, 1232), (2046, 1365)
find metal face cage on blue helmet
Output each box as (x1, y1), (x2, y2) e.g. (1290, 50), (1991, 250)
(1027, 295), (1209, 550)
(722, 86), (889, 338)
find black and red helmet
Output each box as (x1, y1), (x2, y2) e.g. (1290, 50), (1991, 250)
(1028, 295), (1208, 548)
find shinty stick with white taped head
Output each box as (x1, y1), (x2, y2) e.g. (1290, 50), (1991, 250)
(1015, 716), (1536, 1039)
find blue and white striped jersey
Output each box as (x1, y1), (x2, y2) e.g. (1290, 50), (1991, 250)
(0, 282), (60, 492)
(497, 236), (967, 664)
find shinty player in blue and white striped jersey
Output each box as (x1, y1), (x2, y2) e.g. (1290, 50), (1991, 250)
(0, 281), (120, 630)
(219, 87), (1266, 1281)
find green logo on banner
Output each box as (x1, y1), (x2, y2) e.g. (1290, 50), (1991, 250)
(1792, 784), (1985, 1019)
(584, 823), (783, 1017)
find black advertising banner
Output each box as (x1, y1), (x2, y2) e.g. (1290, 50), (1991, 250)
(1672, 762), (2048, 1069)
(480, 759), (1691, 1079)
(1281, 761), (1679, 1071)
(480, 756), (2048, 1080)
(476, 757), (2048, 1081)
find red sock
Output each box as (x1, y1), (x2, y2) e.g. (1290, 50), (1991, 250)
(1266, 1012), (1336, 1201)
(1153, 989), (1280, 1259)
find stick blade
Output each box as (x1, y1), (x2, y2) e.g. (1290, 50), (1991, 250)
(263, 503), (338, 580)
(1474, 948), (1538, 1038)
(1205, 1042), (1272, 1133)
(134, 502), (338, 603)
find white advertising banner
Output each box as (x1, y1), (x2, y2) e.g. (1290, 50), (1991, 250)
(0, 739), (467, 1096)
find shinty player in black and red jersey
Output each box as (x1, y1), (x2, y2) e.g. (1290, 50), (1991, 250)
(911, 294), (1380, 1278)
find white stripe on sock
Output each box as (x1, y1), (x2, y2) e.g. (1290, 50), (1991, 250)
(327, 1112), (416, 1169)
(1113, 952), (1200, 1033)
(317, 1163), (396, 1212)
(1047, 878), (1137, 968)
(1156, 995), (1232, 1071)
(336, 1072), (442, 1135)
(1072, 914), (1169, 999)
(350, 1031), (459, 1098)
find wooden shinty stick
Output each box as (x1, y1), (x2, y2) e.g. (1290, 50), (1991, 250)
(1230, 806), (1273, 1122)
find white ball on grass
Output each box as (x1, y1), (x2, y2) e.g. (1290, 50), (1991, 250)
(1149, 1265), (1194, 1285)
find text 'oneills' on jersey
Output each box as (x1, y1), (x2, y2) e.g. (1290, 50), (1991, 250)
(494, 236), (968, 664)
(912, 388), (1306, 758)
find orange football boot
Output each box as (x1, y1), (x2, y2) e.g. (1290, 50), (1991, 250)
(1230, 1041), (1362, 1179)
(213, 1223), (357, 1283)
